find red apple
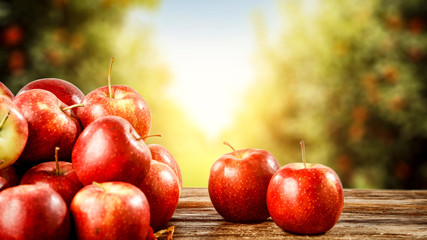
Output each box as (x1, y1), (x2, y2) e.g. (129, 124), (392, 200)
(13, 89), (81, 167)
(20, 147), (84, 205)
(0, 183), (70, 240)
(71, 181), (151, 240)
(139, 160), (180, 231)
(72, 115), (151, 186)
(266, 141), (344, 235)
(17, 78), (85, 114)
(0, 165), (19, 187)
(208, 142), (280, 222)
(77, 58), (151, 138)
(0, 82), (14, 100)
(0, 96), (28, 170)
(148, 144), (183, 193)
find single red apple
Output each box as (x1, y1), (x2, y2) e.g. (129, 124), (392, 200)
(77, 58), (151, 138)
(20, 147), (84, 205)
(208, 142), (280, 222)
(148, 143), (183, 193)
(0, 96), (28, 170)
(72, 115), (151, 186)
(0, 183), (70, 240)
(71, 181), (151, 240)
(266, 141), (344, 235)
(13, 89), (81, 167)
(16, 78), (85, 114)
(0, 82), (14, 100)
(139, 160), (180, 231)
(0, 165), (19, 187)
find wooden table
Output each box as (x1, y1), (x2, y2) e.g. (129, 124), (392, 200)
(168, 188), (427, 239)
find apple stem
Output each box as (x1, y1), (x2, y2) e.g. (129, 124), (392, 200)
(108, 57), (115, 98)
(61, 103), (84, 112)
(92, 182), (106, 192)
(300, 140), (307, 168)
(0, 111), (10, 130)
(223, 141), (242, 159)
(55, 147), (60, 175)
(137, 134), (162, 141)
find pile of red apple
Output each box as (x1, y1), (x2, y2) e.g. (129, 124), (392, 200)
(0, 58), (182, 240)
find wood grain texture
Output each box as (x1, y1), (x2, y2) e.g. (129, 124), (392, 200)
(168, 188), (427, 239)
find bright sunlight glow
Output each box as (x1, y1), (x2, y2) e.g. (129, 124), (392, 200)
(165, 40), (254, 138)
(126, 1), (279, 138)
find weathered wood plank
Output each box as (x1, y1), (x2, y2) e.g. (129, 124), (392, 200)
(168, 188), (427, 239)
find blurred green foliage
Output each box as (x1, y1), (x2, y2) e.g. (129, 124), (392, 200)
(0, 0), (157, 93)
(226, 0), (427, 189)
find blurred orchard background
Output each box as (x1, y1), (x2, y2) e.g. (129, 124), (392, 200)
(1, 0), (426, 189)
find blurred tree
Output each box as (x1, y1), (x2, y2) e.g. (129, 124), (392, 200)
(0, 0), (158, 93)
(228, 0), (427, 189)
